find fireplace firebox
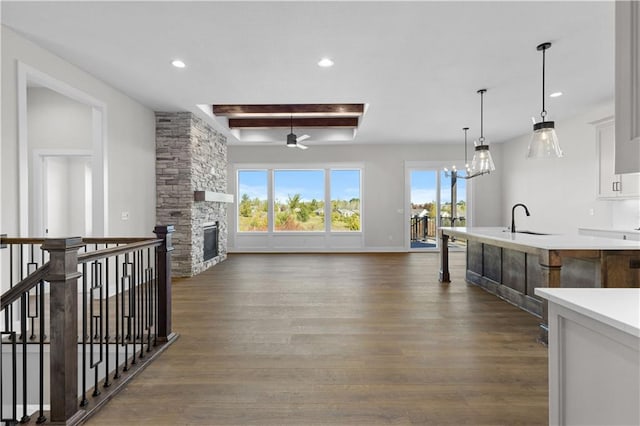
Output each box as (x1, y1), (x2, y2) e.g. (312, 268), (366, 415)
(203, 222), (219, 262)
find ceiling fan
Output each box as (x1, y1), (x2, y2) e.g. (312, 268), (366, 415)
(286, 116), (309, 150)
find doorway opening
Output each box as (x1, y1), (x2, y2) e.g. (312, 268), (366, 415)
(406, 164), (469, 251)
(32, 152), (93, 237)
(18, 62), (107, 237)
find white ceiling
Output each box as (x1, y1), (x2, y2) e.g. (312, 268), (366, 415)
(1, 1), (615, 147)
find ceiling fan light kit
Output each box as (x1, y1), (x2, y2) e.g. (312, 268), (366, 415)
(286, 116), (309, 150)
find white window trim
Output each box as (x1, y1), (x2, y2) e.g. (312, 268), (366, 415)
(234, 163), (364, 236)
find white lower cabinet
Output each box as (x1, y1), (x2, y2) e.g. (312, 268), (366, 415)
(536, 289), (640, 426)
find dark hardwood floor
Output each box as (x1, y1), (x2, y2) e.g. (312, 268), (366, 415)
(87, 252), (548, 425)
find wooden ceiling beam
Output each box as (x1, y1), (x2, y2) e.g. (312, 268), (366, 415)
(228, 117), (359, 128)
(213, 104), (365, 117)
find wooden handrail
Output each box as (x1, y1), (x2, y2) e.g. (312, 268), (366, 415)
(78, 239), (162, 264)
(0, 236), (153, 245)
(0, 238), (161, 308)
(0, 262), (50, 310)
(0, 226), (175, 424)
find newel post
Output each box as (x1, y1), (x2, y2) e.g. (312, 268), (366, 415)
(42, 237), (84, 423)
(154, 225), (175, 342)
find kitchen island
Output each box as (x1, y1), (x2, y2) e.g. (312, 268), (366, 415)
(438, 227), (640, 342)
(535, 288), (640, 426)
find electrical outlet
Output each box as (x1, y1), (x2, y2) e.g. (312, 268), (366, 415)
(121, 211), (129, 221)
(588, 208), (594, 216)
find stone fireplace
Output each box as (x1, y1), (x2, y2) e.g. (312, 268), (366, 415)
(203, 221), (219, 262)
(155, 112), (229, 277)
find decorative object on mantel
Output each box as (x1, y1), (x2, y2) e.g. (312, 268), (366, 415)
(469, 89), (496, 176)
(528, 42), (563, 158)
(193, 191), (234, 203)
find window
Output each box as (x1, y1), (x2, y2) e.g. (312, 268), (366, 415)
(237, 170), (268, 232)
(236, 166), (363, 234)
(273, 170), (324, 232)
(439, 170), (467, 228)
(330, 170), (361, 231)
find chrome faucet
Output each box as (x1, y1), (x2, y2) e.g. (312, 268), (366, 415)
(511, 203), (530, 233)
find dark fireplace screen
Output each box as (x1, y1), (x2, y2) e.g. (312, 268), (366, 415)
(203, 221), (219, 262)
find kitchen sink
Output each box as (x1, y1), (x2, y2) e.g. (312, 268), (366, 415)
(516, 230), (550, 235)
(502, 229), (550, 236)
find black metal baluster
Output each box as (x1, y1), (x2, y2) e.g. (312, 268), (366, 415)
(90, 261), (104, 397)
(104, 255), (111, 388)
(37, 280), (47, 424)
(27, 261), (38, 340)
(153, 246), (159, 346)
(114, 255), (121, 379)
(20, 294), (30, 423)
(146, 247), (152, 352)
(137, 250), (145, 359)
(8, 246), (14, 333)
(122, 254), (131, 371)
(80, 263), (88, 407)
(130, 252), (137, 366)
(19, 244), (24, 282)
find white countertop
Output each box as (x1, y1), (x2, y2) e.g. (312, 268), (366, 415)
(440, 227), (640, 250)
(535, 288), (640, 338)
(579, 227), (640, 235)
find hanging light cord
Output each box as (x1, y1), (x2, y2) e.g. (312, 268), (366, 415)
(478, 89), (486, 145)
(541, 46), (547, 122)
(463, 127), (469, 166)
(480, 92), (483, 142)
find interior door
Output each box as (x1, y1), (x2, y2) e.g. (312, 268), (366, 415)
(43, 155), (92, 237)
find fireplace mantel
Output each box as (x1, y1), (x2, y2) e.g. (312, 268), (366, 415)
(194, 191), (234, 203)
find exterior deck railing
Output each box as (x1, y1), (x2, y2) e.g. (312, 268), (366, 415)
(0, 225), (176, 425)
(410, 216), (466, 242)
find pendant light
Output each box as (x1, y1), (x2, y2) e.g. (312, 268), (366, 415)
(527, 42), (563, 158)
(444, 127), (481, 180)
(470, 89), (495, 176)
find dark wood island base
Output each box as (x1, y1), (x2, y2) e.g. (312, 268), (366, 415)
(439, 227), (640, 344)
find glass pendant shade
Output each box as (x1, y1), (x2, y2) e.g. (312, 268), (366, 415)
(470, 144), (495, 174)
(528, 41), (562, 158)
(527, 121), (562, 158)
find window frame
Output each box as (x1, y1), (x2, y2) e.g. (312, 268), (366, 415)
(234, 164), (364, 236)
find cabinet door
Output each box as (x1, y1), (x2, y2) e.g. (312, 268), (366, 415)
(615, 1), (640, 173)
(620, 172), (640, 197)
(597, 120), (619, 198)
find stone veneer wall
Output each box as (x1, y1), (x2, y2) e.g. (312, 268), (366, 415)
(156, 112), (228, 277)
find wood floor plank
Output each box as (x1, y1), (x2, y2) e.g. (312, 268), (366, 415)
(87, 252), (548, 425)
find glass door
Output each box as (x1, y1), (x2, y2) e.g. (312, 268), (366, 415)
(408, 168), (468, 251)
(409, 170), (438, 250)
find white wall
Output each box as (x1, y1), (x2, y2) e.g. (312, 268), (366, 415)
(228, 142), (503, 251)
(498, 100), (638, 235)
(27, 87), (92, 150)
(1, 25), (156, 238)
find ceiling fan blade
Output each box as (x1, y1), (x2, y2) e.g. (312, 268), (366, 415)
(297, 143), (309, 150)
(296, 134), (310, 142)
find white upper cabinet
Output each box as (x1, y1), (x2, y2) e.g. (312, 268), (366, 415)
(595, 117), (640, 199)
(615, 1), (640, 173)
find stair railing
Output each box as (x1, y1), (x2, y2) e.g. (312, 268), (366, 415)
(0, 225), (175, 425)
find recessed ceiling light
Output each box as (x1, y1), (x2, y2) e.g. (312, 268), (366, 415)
(318, 58), (334, 68)
(550, 91), (563, 98)
(171, 59), (186, 68)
